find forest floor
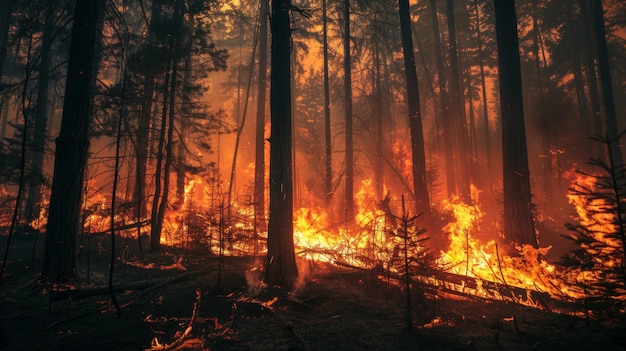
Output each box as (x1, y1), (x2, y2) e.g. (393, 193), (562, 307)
(1, 231), (625, 351)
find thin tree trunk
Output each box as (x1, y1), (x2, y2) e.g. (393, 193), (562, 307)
(176, 48), (193, 208)
(474, 1), (492, 181)
(429, 0), (455, 198)
(136, 0), (163, 222)
(42, 0), (104, 281)
(591, 0), (622, 166)
(494, 0), (537, 248)
(323, 0), (333, 205)
(343, 0), (354, 221)
(398, 0), (433, 241)
(265, 0), (298, 289)
(254, 0), (269, 251)
(374, 41), (384, 201)
(26, 1), (57, 222)
(446, 0), (471, 203)
(150, 0), (184, 252)
(580, 0), (603, 151)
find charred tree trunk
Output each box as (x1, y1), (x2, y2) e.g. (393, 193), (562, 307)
(0, 0), (13, 85)
(254, 0), (269, 250)
(323, 0), (333, 205)
(474, 1), (492, 184)
(42, 0), (104, 282)
(150, 0), (183, 252)
(135, 0), (163, 222)
(398, 0), (433, 241)
(494, 0), (537, 248)
(591, 0), (623, 167)
(343, 0), (354, 221)
(445, 0), (471, 203)
(26, 1), (57, 221)
(373, 41), (384, 201)
(265, 0), (298, 289)
(580, 0), (604, 153)
(429, 0), (455, 199)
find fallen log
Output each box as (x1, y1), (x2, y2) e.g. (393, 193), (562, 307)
(49, 278), (165, 302)
(87, 219), (151, 236)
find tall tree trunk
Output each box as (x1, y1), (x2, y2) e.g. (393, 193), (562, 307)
(429, 0), (455, 199)
(343, 0), (354, 221)
(494, 0), (537, 248)
(42, 0), (104, 282)
(373, 40), (384, 201)
(398, 0), (433, 243)
(176, 53), (192, 208)
(150, 0), (183, 252)
(322, 0), (333, 205)
(0, 0), (13, 85)
(0, 1), (15, 151)
(445, 0), (471, 203)
(474, 1), (492, 184)
(254, 0), (269, 252)
(591, 0), (622, 166)
(265, 0), (298, 289)
(26, 1), (57, 222)
(580, 0), (603, 152)
(135, 0), (163, 221)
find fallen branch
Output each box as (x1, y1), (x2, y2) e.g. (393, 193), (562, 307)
(145, 289), (201, 351)
(46, 268), (211, 330)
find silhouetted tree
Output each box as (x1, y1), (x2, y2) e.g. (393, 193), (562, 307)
(42, 0), (104, 282)
(265, 0), (298, 288)
(254, 0), (269, 254)
(398, 0), (433, 242)
(343, 0), (354, 221)
(494, 0), (538, 248)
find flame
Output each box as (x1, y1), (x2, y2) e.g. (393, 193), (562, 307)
(436, 197), (581, 304)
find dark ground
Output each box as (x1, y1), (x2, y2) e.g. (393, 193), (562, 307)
(1, 231), (625, 351)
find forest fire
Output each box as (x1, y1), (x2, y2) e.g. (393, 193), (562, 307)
(1, 0), (626, 349)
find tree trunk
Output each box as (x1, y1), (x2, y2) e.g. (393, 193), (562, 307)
(135, 0), (163, 221)
(591, 0), (622, 166)
(322, 0), (333, 205)
(398, 0), (433, 241)
(580, 0), (604, 153)
(265, 0), (298, 289)
(494, 0), (537, 248)
(0, 0), (13, 84)
(343, 0), (354, 221)
(150, 0), (185, 252)
(429, 0), (455, 199)
(373, 40), (384, 201)
(42, 0), (104, 282)
(26, 1), (57, 221)
(254, 0), (269, 251)
(474, 1), (492, 183)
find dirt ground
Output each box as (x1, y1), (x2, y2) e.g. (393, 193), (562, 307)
(1, 231), (625, 351)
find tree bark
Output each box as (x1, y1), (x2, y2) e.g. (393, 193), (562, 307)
(136, 0), (164, 222)
(265, 0), (298, 289)
(254, 0), (269, 253)
(428, 0), (455, 199)
(398, 0), (433, 242)
(474, 1), (492, 183)
(26, 1), (57, 221)
(591, 0), (622, 166)
(494, 0), (537, 249)
(42, 0), (104, 282)
(445, 0), (471, 203)
(322, 0), (333, 205)
(343, 0), (354, 221)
